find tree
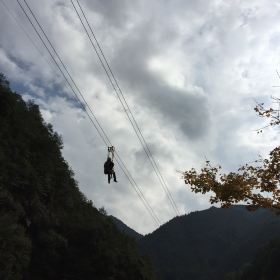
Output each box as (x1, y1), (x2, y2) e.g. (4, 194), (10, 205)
(183, 97), (280, 209)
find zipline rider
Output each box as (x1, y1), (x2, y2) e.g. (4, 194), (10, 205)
(104, 146), (117, 184)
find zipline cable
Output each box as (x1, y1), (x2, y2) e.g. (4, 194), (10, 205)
(17, 0), (161, 227)
(71, 0), (180, 216)
(19, 0), (161, 227)
(73, 0), (180, 216)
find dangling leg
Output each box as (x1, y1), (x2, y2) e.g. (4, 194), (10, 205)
(113, 171), (117, 182)
(108, 173), (111, 184)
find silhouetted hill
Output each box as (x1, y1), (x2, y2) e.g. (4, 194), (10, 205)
(234, 237), (280, 280)
(139, 205), (280, 280)
(110, 216), (143, 240)
(0, 74), (156, 280)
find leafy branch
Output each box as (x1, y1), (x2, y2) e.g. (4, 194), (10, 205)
(184, 97), (280, 209)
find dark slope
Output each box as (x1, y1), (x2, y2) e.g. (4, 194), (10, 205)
(235, 238), (280, 280)
(110, 216), (143, 240)
(0, 74), (156, 280)
(139, 206), (280, 280)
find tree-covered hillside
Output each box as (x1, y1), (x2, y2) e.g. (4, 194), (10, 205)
(0, 74), (156, 280)
(225, 238), (280, 280)
(110, 216), (143, 240)
(139, 206), (280, 280)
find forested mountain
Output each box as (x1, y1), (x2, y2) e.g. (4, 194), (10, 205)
(139, 206), (280, 280)
(0, 74), (156, 280)
(233, 238), (280, 280)
(110, 216), (143, 240)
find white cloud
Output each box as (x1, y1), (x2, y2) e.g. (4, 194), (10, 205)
(0, 0), (279, 234)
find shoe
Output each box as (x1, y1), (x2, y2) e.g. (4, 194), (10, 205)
(114, 180), (117, 182)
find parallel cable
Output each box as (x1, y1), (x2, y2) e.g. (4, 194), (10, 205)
(72, 0), (180, 216)
(17, 0), (161, 227)
(20, 0), (161, 226)
(74, 0), (180, 216)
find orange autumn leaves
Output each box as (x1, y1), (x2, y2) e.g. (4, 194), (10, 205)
(184, 98), (280, 209)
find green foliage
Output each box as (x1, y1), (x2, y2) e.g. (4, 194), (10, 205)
(0, 214), (31, 280)
(99, 207), (108, 216)
(0, 74), (156, 280)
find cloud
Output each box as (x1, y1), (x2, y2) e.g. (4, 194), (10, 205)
(1, 0), (279, 233)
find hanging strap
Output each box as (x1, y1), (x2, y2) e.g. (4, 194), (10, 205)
(108, 146), (115, 161)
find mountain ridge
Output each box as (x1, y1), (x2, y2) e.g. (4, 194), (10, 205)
(138, 205), (280, 280)
(110, 205), (280, 279)
(110, 215), (143, 240)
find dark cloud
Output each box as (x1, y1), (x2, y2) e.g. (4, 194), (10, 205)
(83, 0), (137, 28)
(106, 19), (210, 139)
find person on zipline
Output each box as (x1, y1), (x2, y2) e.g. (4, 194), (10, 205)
(104, 157), (117, 183)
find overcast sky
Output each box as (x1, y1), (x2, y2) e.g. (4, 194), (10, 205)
(0, 0), (279, 234)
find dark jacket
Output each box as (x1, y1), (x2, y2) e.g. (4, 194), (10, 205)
(104, 159), (114, 174)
